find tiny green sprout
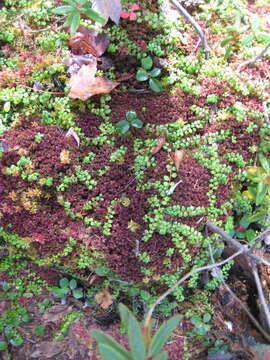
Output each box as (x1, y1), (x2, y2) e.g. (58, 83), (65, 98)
(207, 94), (219, 104)
(136, 56), (162, 92)
(116, 110), (143, 135)
(51, 277), (83, 300)
(52, 0), (105, 35)
(34, 132), (44, 144)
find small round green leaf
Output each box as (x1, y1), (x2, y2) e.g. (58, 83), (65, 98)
(149, 78), (162, 92)
(141, 57), (153, 70)
(126, 110), (137, 122)
(60, 278), (69, 288)
(3, 101), (10, 113)
(203, 313), (211, 323)
(116, 121), (130, 134)
(131, 119), (143, 128)
(150, 68), (161, 78)
(72, 289), (83, 299)
(136, 69), (149, 82)
(69, 279), (77, 290)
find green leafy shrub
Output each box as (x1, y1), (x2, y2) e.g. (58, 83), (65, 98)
(51, 277), (83, 299)
(91, 303), (181, 360)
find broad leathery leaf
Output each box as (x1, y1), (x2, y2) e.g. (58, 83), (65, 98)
(116, 120), (130, 134)
(174, 150), (184, 171)
(136, 69), (149, 81)
(92, 0), (122, 24)
(152, 135), (166, 154)
(98, 344), (126, 360)
(52, 5), (74, 15)
(149, 315), (181, 356)
(118, 303), (129, 332)
(141, 57), (153, 70)
(256, 182), (267, 206)
(128, 314), (146, 360)
(131, 118), (143, 128)
(82, 7), (105, 23)
(149, 78), (162, 92)
(150, 68), (161, 78)
(69, 11), (81, 35)
(69, 62), (119, 100)
(153, 351), (168, 360)
(259, 154), (270, 173)
(91, 330), (132, 359)
(60, 278), (69, 288)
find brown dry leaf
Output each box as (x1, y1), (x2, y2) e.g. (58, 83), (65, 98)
(92, 0), (122, 24)
(31, 341), (67, 358)
(69, 27), (109, 56)
(69, 62), (119, 100)
(42, 305), (73, 324)
(174, 150), (184, 171)
(152, 135), (166, 154)
(95, 289), (113, 309)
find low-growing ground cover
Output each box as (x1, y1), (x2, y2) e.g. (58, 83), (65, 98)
(0, 0), (270, 359)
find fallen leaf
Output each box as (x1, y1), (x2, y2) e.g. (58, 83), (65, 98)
(66, 128), (80, 147)
(31, 341), (67, 358)
(64, 54), (96, 75)
(95, 289), (113, 309)
(69, 27), (109, 56)
(92, 0), (122, 24)
(174, 150), (184, 171)
(42, 305), (73, 324)
(69, 62), (119, 100)
(152, 134), (166, 154)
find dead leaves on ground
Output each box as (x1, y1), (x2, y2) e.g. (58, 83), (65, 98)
(95, 289), (113, 309)
(69, 61), (119, 100)
(92, 0), (122, 24)
(69, 27), (109, 56)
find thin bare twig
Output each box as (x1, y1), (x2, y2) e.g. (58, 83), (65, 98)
(144, 249), (243, 328)
(238, 41), (270, 71)
(251, 262), (270, 333)
(169, 0), (210, 59)
(206, 221), (270, 267)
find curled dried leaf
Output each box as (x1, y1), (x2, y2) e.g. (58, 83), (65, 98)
(174, 150), (184, 171)
(95, 289), (113, 309)
(152, 135), (166, 154)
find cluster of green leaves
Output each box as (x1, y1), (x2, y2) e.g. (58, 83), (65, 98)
(136, 57), (162, 92)
(50, 277), (83, 300)
(52, 0), (105, 34)
(91, 303), (181, 360)
(116, 110), (143, 135)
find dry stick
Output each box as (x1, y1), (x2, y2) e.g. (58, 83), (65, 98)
(206, 221), (270, 267)
(169, 0), (210, 59)
(143, 249), (243, 328)
(251, 262), (270, 334)
(238, 41), (270, 71)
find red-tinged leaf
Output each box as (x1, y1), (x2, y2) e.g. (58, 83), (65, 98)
(152, 135), (166, 154)
(174, 150), (184, 171)
(69, 62), (119, 100)
(130, 4), (139, 11)
(129, 12), (137, 20)
(120, 10), (130, 19)
(65, 128), (80, 147)
(92, 0), (122, 24)
(69, 26), (109, 56)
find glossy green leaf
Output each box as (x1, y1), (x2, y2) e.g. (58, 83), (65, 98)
(83, 8), (106, 23)
(256, 182), (267, 206)
(72, 289), (83, 299)
(126, 110), (137, 121)
(52, 5), (74, 15)
(118, 303), (129, 332)
(150, 68), (161, 78)
(131, 118), (143, 128)
(69, 279), (77, 290)
(149, 78), (162, 92)
(116, 120), (130, 134)
(60, 278), (69, 288)
(141, 57), (153, 70)
(136, 69), (149, 81)
(91, 330), (131, 359)
(153, 351), (168, 360)
(69, 11), (81, 35)
(128, 314), (146, 360)
(98, 344), (126, 360)
(259, 154), (270, 173)
(203, 313), (211, 323)
(149, 315), (181, 356)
